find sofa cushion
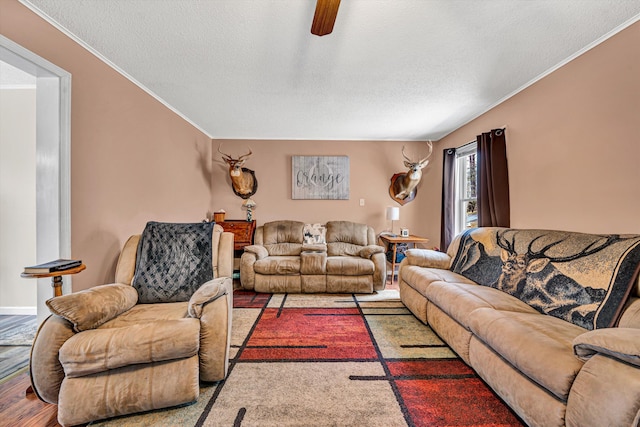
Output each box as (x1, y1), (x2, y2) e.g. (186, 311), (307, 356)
(300, 251), (327, 275)
(265, 243), (304, 256)
(402, 266), (476, 295)
(99, 302), (188, 329)
(59, 319), (200, 377)
(326, 256), (375, 275)
(326, 221), (369, 255)
(327, 242), (364, 257)
(46, 283), (138, 332)
(132, 221), (215, 303)
(449, 227), (640, 330)
(468, 307), (586, 401)
(405, 249), (452, 269)
(425, 281), (538, 328)
(262, 221), (304, 256)
(254, 256), (301, 275)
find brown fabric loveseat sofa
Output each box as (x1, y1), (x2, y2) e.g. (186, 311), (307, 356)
(29, 222), (234, 426)
(399, 227), (640, 427)
(240, 220), (386, 293)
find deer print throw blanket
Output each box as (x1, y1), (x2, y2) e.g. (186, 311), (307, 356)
(450, 228), (640, 330)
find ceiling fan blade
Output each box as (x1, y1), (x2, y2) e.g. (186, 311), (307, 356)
(311, 0), (341, 36)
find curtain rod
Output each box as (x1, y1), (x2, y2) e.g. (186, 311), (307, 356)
(456, 140), (476, 151)
(447, 126), (507, 153)
(459, 126), (507, 148)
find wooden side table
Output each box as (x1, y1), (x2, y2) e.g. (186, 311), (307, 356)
(21, 264), (86, 297)
(378, 234), (429, 284)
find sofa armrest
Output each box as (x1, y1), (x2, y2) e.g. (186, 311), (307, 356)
(240, 252), (257, 290)
(405, 248), (452, 269)
(188, 277), (230, 318)
(30, 315), (76, 404)
(216, 231), (234, 279)
(573, 327), (640, 367)
(197, 277), (233, 381)
(359, 245), (385, 259)
(302, 243), (327, 252)
(566, 328), (640, 427)
(46, 283), (138, 332)
(243, 244), (269, 260)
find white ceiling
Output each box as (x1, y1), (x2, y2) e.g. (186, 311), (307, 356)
(20, 0), (640, 141)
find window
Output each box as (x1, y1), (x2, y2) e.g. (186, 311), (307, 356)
(454, 142), (477, 235)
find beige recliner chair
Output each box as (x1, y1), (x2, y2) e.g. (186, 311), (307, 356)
(29, 222), (234, 426)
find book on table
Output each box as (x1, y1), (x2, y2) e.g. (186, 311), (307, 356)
(23, 259), (82, 274)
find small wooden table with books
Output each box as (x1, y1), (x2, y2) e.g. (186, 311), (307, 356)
(21, 259), (86, 298)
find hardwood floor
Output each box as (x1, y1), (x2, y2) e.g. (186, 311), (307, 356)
(0, 315), (37, 379)
(0, 371), (60, 427)
(0, 315), (60, 426)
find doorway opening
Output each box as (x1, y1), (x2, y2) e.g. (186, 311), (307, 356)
(0, 35), (71, 324)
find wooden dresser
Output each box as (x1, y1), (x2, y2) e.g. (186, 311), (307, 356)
(217, 220), (256, 280)
(218, 220), (256, 251)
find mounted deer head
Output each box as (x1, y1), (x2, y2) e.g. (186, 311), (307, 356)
(389, 141), (433, 204)
(218, 143), (258, 199)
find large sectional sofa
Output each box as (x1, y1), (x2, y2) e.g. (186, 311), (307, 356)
(240, 220), (386, 293)
(399, 227), (640, 427)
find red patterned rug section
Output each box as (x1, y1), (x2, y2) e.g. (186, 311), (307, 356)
(240, 308), (378, 361)
(388, 359), (475, 378)
(233, 290), (270, 308)
(390, 360), (524, 427)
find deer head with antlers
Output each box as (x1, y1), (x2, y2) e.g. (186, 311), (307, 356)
(389, 141), (433, 204)
(218, 143), (258, 199)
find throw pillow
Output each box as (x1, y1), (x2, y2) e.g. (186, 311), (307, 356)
(303, 223), (326, 244)
(132, 221), (214, 303)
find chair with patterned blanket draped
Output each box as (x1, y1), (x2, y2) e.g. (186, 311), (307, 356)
(29, 222), (234, 427)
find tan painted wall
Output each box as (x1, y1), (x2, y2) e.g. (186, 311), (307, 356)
(1, 0), (213, 290)
(426, 21), (640, 248)
(212, 139), (432, 234)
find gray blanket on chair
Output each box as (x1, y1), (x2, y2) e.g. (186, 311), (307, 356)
(132, 221), (214, 303)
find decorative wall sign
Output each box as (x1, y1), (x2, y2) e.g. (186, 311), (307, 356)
(292, 156), (349, 200)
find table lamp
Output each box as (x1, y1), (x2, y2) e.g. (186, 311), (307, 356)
(242, 198), (256, 221)
(386, 206), (400, 236)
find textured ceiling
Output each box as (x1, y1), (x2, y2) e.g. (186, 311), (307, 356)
(20, 0), (640, 141)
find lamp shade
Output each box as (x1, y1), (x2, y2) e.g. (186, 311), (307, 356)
(243, 198), (257, 208)
(386, 206), (400, 221)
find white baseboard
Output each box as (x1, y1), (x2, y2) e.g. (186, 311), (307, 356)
(0, 306), (37, 315)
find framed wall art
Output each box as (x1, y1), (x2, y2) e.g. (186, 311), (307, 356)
(292, 156), (349, 200)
